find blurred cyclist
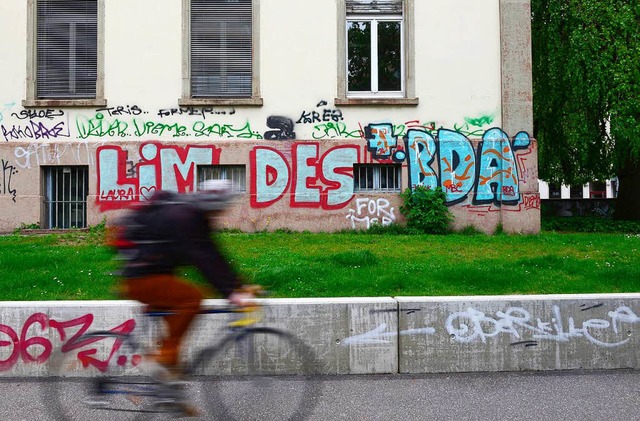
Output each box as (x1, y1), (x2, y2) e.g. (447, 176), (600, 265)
(114, 179), (255, 379)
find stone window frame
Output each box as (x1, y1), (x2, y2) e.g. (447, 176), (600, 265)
(180, 0), (263, 107)
(23, 0), (106, 108)
(336, 0), (418, 106)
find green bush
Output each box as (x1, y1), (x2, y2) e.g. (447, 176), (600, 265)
(399, 186), (453, 234)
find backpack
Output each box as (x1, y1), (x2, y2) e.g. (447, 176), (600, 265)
(107, 191), (175, 251)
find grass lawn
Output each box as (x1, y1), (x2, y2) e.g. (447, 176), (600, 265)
(1, 229), (639, 301)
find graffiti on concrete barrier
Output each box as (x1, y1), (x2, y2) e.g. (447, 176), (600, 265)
(341, 305), (640, 348)
(0, 313), (138, 372)
(445, 305), (640, 348)
(341, 323), (435, 346)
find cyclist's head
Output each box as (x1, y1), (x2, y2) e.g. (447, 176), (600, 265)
(190, 179), (233, 212)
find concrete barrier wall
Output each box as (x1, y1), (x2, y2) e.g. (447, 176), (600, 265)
(0, 294), (638, 377)
(397, 294), (640, 373)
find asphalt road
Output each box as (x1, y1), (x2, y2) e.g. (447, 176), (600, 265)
(1, 369), (638, 421)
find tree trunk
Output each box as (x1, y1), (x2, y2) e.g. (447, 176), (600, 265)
(614, 158), (640, 221)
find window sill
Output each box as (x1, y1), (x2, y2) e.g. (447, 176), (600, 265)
(335, 97), (419, 106)
(179, 97), (263, 107)
(22, 98), (107, 108)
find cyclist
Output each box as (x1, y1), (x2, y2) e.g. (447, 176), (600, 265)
(115, 179), (255, 379)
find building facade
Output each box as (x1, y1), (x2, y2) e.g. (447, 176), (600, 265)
(0, 0), (538, 233)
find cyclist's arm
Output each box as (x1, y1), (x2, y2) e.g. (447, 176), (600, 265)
(171, 208), (241, 298)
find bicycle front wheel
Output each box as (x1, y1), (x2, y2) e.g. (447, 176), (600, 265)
(192, 327), (323, 421)
(43, 332), (162, 421)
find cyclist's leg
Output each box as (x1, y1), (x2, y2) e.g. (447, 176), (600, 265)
(122, 274), (203, 370)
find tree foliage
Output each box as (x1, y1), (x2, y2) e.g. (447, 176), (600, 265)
(532, 1), (640, 219)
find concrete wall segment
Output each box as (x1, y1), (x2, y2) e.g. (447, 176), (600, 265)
(1, 295), (639, 378)
(396, 295), (640, 373)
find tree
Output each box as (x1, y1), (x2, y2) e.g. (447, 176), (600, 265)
(532, 1), (640, 220)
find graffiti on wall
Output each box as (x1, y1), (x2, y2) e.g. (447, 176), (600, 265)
(0, 313), (138, 372)
(3, 304), (636, 374)
(97, 142), (221, 210)
(0, 100), (536, 227)
(363, 124), (533, 206)
(95, 126), (534, 213)
(1, 159), (17, 202)
(345, 198), (396, 229)
(342, 305), (640, 348)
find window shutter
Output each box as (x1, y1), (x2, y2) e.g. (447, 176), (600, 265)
(191, 0), (252, 98)
(37, 0), (97, 99)
(346, 0), (403, 14)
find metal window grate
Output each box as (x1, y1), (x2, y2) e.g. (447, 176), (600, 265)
(198, 165), (246, 193)
(42, 166), (89, 228)
(354, 164), (401, 193)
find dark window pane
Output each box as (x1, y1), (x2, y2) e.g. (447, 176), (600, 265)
(347, 21), (371, 91)
(377, 21), (401, 91)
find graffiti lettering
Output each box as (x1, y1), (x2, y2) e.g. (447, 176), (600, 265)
(76, 113), (128, 139)
(157, 106), (235, 119)
(312, 122), (363, 140)
(403, 127), (531, 206)
(0, 313), (138, 372)
(96, 142), (221, 210)
(192, 120), (262, 139)
(132, 119), (188, 138)
(11, 109), (64, 120)
(95, 105), (144, 117)
(250, 143), (358, 209)
(2, 120), (70, 142)
(346, 197), (396, 229)
(1, 159), (17, 202)
(446, 306), (640, 348)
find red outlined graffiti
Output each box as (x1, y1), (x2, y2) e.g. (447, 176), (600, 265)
(250, 142), (358, 210)
(0, 313), (138, 373)
(96, 141), (221, 211)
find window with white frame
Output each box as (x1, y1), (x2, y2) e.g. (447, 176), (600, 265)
(347, 15), (403, 96)
(184, 0), (259, 103)
(26, 0), (104, 104)
(198, 165), (247, 193)
(354, 165), (402, 193)
(336, 0), (416, 103)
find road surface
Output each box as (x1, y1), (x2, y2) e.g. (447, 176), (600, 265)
(1, 369), (638, 420)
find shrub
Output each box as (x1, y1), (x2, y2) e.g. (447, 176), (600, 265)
(399, 186), (453, 234)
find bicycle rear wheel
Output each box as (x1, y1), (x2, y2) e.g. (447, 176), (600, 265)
(191, 327), (323, 421)
(43, 332), (169, 421)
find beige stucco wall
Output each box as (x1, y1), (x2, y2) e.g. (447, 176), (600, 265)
(0, 0), (538, 234)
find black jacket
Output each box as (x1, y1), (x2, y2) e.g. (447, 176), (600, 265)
(120, 191), (240, 297)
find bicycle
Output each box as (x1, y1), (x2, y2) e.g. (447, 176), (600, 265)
(42, 303), (323, 420)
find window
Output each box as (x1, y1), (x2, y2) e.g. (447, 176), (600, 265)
(569, 184), (584, 199)
(24, 0), (105, 107)
(354, 165), (401, 193)
(42, 166), (89, 229)
(548, 184), (561, 199)
(336, 0), (416, 105)
(181, 0), (262, 106)
(198, 165), (247, 193)
(589, 181), (606, 199)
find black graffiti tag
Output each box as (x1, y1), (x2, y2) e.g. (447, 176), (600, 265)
(1, 159), (17, 202)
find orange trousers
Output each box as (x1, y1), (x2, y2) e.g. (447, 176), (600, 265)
(122, 274), (203, 367)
